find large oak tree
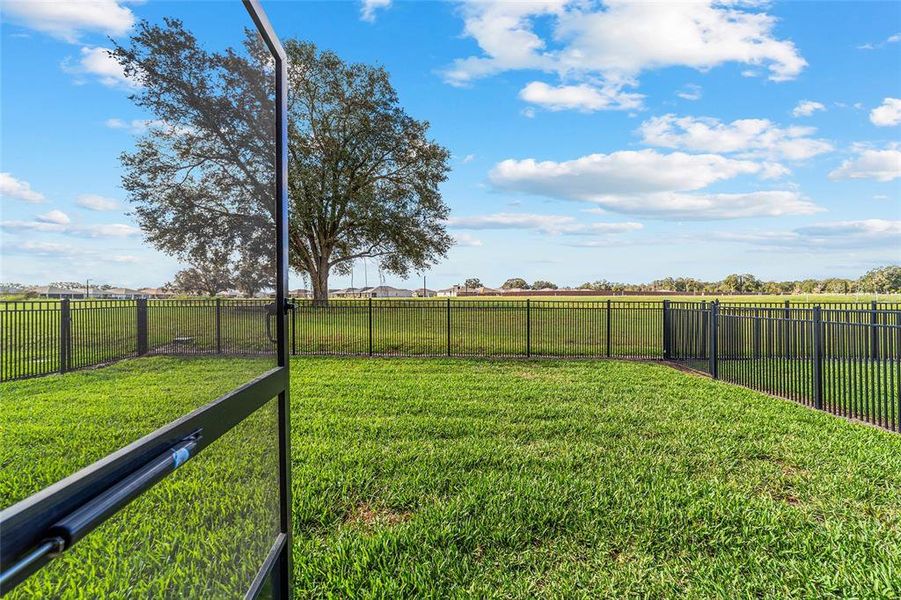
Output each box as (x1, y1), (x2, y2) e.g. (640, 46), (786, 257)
(114, 20), (452, 305)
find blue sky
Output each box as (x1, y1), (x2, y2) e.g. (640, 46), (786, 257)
(1, 0), (899, 290)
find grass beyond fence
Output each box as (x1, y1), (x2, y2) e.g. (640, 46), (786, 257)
(2, 357), (899, 597)
(2, 299), (899, 432)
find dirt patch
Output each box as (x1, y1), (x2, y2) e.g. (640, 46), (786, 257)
(344, 502), (412, 530)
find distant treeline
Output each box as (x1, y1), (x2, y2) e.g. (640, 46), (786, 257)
(485, 265), (901, 295)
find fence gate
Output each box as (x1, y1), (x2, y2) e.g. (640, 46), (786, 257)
(0, 1), (292, 597)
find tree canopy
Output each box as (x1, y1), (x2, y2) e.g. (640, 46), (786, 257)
(113, 21), (452, 305)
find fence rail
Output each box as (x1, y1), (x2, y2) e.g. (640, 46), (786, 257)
(2, 298), (899, 432)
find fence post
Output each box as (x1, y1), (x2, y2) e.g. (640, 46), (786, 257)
(662, 300), (671, 359)
(753, 307), (761, 359)
(215, 298), (222, 354)
(526, 299), (531, 357)
(59, 298), (71, 373)
(368, 297), (373, 356)
(708, 301), (718, 379)
(870, 300), (878, 360)
(291, 301), (296, 356)
(136, 298), (148, 356)
(606, 299), (611, 357)
(812, 305), (823, 410)
(446, 298), (452, 357)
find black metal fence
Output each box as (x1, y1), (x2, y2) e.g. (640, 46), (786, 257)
(2, 298), (899, 431)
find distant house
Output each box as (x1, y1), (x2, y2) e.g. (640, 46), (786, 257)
(27, 286), (86, 299)
(138, 287), (175, 299)
(413, 288), (437, 298)
(437, 286), (461, 297)
(289, 288), (310, 298)
(93, 287), (143, 299)
(360, 285), (413, 298)
(331, 287), (366, 298)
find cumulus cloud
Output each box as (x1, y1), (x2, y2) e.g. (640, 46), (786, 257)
(828, 146), (901, 182)
(519, 81), (642, 112)
(0, 172), (45, 203)
(638, 114), (833, 161)
(360, 0), (391, 22)
(491, 150), (772, 196)
(488, 150), (821, 219)
(76, 194), (120, 211)
(62, 46), (140, 89)
(36, 210), (71, 225)
(792, 100), (826, 117)
(869, 98), (901, 127)
(1, 0), (134, 42)
(444, 1), (805, 110)
(448, 212), (643, 236)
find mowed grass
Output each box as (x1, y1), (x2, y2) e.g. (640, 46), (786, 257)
(1, 356), (900, 597)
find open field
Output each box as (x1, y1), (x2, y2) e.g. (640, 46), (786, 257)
(3, 356), (900, 597)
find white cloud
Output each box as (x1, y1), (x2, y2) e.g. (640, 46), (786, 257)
(76, 194), (120, 211)
(0, 172), (45, 203)
(36, 210), (71, 225)
(1, 0), (134, 42)
(491, 150), (771, 197)
(1, 218), (140, 238)
(443, 1), (805, 109)
(63, 46), (140, 89)
(489, 149), (821, 219)
(104, 118), (157, 134)
(718, 220), (901, 251)
(461, 154), (476, 164)
(4, 240), (142, 264)
(519, 81), (642, 112)
(582, 190), (822, 220)
(360, 0), (391, 22)
(452, 232), (484, 247)
(521, 107), (537, 119)
(638, 114), (833, 161)
(676, 84), (702, 101)
(448, 212), (643, 235)
(792, 100), (825, 117)
(869, 98), (901, 127)
(857, 33), (901, 50)
(828, 146), (901, 182)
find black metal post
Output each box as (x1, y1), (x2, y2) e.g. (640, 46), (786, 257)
(870, 300), (878, 360)
(753, 307), (761, 359)
(136, 299), (148, 356)
(446, 297), (451, 357)
(709, 301), (718, 378)
(812, 305), (823, 410)
(59, 299), (71, 373)
(606, 299), (611, 357)
(662, 300), (670, 359)
(368, 297), (373, 356)
(215, 298), (222, 354)
(526, 299), (531, 357)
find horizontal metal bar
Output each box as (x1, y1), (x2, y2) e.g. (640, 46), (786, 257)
(0, 435), (200, 592)
(0, 367), (287, 586)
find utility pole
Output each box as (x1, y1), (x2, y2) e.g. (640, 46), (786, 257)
(85, 278), (92, 299)
(423, 275), (427, 297)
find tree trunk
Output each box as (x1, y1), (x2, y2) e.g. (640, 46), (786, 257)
(311, 263), (329, 307)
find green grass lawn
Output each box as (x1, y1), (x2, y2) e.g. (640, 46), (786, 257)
(2, 356), (900, 598)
